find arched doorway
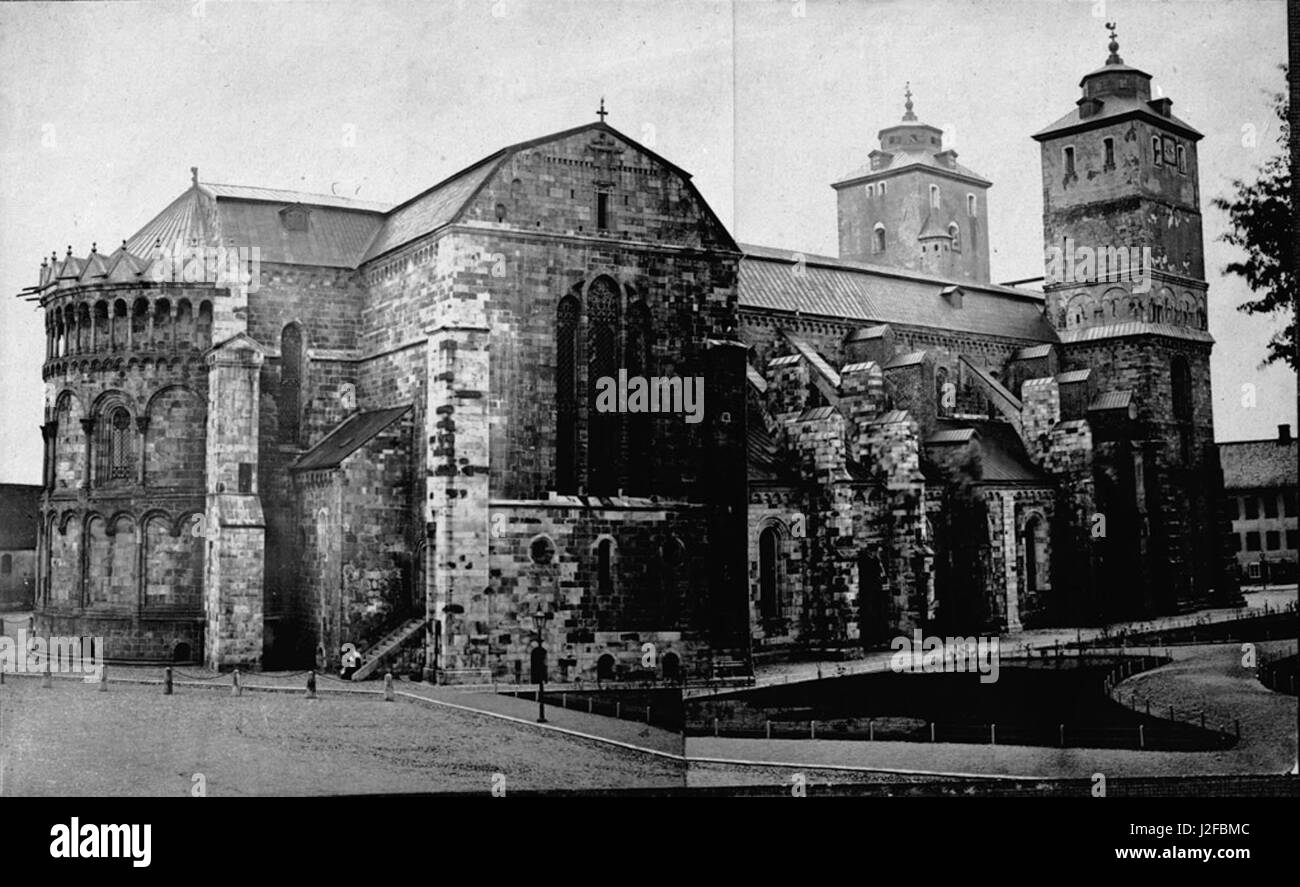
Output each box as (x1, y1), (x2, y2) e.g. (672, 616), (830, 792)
(661, 651), (681, 683)
(758, 526), (780, 623)
(1023, 515), (1050, 595)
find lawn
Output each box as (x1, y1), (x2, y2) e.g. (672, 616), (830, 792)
(0, 679), (684, 796)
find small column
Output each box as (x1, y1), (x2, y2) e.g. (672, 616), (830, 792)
(79, 417), (96, 489)
(135, 417), (150, 486)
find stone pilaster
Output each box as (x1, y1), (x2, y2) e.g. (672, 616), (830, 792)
(203, 333), (266, 669)
(425, 295), (491, 683)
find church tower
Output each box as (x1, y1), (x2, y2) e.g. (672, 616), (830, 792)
(1033, 25), (1238, 614)
(833, 86), (992, 284)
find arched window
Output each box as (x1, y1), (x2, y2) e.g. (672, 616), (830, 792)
(625, 299), (653, 494)
(948, 222), (960, 252)
(1023, 515), (1049, 595)
(586, 278), (620, 494)
(935, 366), (950, 416)
(873, 223), (886, 254)
(758, 526), (780, 621)
(1171, 355), (1192, 422)
(1152, 136), (1161, 166)
(596, 538), (614, 592)
(96, 406), (133, 485)
(279, 323), (303, 445)
(967, 193), (976, 216)
(929, 184), (940, 209)
(596, 653), (616, 682)
(555, 295), (580, 493)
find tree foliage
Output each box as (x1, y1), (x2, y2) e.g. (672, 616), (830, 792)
(1211, 65), (1295, 370)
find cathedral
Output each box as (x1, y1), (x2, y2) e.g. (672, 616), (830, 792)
(17, 31), (1239, 681)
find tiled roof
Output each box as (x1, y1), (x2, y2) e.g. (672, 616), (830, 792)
(360, 159), (502, 262)
(1055, 369), (1091, 384)
(784, 333), (841, 388)
(797, 406), (838, 422)
(848, 324), (890, 341)
(883, 351), (927, 369)
(1089, 390), (1133, 411)
(738, 245), (1055, 343)
(205, 183), (391, 213)
(1219, 439), (1299, 490)
(1057, 322), (1213, 345)
(960, 356), (1022, 411)
(0, 484), (42, 550)
(869, 409), (912, 425)
(746, 363), (767, 393)
(835, 150), (991, 188)
(1033, 92), (1202, 142)
(926, 428), (977, 445)
(1014, 344), (1053, 360)
(293, 406), (411, 472)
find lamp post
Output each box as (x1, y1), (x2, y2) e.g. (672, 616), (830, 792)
(531, 608), (549, 723)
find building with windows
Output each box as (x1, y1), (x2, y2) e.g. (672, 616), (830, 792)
(1220, 425), (1298, 584)
(15, 29), (1239, 677)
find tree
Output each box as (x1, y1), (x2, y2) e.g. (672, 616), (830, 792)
(1212, 66), (1295, 370)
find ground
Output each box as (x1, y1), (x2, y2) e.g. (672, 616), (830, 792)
(0, 680), (683, 796)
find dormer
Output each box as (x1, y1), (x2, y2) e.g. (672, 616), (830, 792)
(279, 204), (310, 232)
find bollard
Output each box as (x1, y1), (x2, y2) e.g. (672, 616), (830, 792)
(98, 663), (108, 692)
(810, 720), (816, 739)
(765, 720), (771, 739)
(930, 722), (935, 743)
(615, 701), (621, 719)
(384, 673), (395, 702)
(164, 666), (173, 695)
(561, 693), (566, 710)
(306, 670), (317, 700)
(714, 717), (719, 737)
(1059, 724), (1065, 747)
(646, 706), (652, 725)
(1138, 725), (1144, 749)
(868, 719), (874, 741)
(232, 668), (242, 697)
(588, 697), (593, 714)
(990, 723), (996, 746)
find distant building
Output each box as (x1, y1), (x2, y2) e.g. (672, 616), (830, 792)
(0, 484), (41, 609)
(1220, 425), (1298, 584)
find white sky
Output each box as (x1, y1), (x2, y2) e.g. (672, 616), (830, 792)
(0, 0), (1293, 484)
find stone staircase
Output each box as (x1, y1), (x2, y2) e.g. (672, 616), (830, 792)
(351, 616), (429, 681)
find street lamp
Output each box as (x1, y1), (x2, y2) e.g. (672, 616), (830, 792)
(531, 608), (549, 723)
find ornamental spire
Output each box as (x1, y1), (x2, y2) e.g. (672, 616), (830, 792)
(1105, 21), (1123, 65)
(902, 82), (916, 121)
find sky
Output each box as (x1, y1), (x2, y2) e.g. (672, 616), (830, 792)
(0, 0), (1293, 484)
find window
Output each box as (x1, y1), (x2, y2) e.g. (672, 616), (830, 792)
(1287, 530), (1298, 550)
(586, 278), (620, 494)
(1152, 136), (1161, 166)
(529, 535), (556, 565)
(879, 181), (887, 196)
(0, 554), (10, 575)
(555, 295), (580, 493)
(1248, 561), (1261, 579)
(1263, 495), (1278, 519)
(238, 463), (253, 494)
(596, 192), (609, 230)
(929, 185), (940, 209)
(1171, 355), (1192, 422)
(96, 406), (134, 484)
(967, 194), (976, 216)
(758, 526), (779, 621)
(1063, 146), (1076, 176)
(1103, 137), (1115, 168)
(596, 538), (613, 592)
(1228, 497), (1239, 520)
(1244, 497), (1259, 520)
(866, 184), (874, 197)
(948, 223), (960, 251)
(1245, 531), (1261, 551)
(872, 223), (886, 254)
(935, 366), (950, 416)
(1265, 530), (1281, 550)
(1283, 491), (1296, 517)
(1176, 144), (1186, 173)
(279, 323), (303, 445)
(281, 207), (308, 232)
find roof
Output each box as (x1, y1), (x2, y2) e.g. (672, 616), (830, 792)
(834, 149), (991, 188)
(1013, 344), (1053, 360)
(292, 406), (411, 472)
(747, 417), (797, 483)
(933, 420), (1050, 484)
(1055, 369), (1092, 384)
(1219, 440), (1299, 490)
(1057, 321), (1214, 345)
(1088, 390), (1133, 411)
(0, 484), (42, 550)
(884, 351), (927, 369)
(926, 428), (977, 445)
(738, 245), (1056, 343)
(1033, 93), (1202, 142)
(204, 183), (390, 213)
(784, 333), (841, 388)
(848, 324), (890, 341)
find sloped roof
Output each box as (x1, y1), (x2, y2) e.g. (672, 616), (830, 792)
(1057, 321), (1214, 345)
(933, 419), (1049, 484)
(926, 428), (977, 445)
(292, 406), (411, 472)
(1013, 344), (1053, 360)
(1033, 93), (1202, 142)
(205, 183), (390, 212)
(1055, 369), (1091, 384)
(0, 484), (42, 550)
(1219, 439), (1299, 490)
(747, 416), (797, 483)
(835, 150), (991, 188)
(360, 160), (502, 262)
(784, 333), (841, 388)
(738, 245), (1055, 343)
(1089, 390), (1133, 412)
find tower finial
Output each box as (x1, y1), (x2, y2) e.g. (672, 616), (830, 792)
(596, 97), (608, 123)
(191, 166), (198, 186)
(902, 82), (916, 121)
(1105, 21), (1123, 65)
